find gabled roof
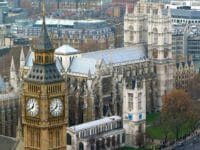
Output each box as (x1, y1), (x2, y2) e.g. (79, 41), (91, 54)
(69, 116), (121, 132)
(69, 57), (97, 75)
(82, 45), (146, 64)
(0, 135), (17, 150)
(164, 8), (200, 19)
(68, 45), (147, 76)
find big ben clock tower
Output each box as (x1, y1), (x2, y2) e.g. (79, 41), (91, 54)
(21, 2), (67, 150)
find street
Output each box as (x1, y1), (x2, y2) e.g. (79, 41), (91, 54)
(174, 135), (200, 150)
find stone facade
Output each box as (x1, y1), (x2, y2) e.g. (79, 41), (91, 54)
(67, 116), (125, 150)
(124, 0), (174, 110)
(0, 56), (19, 138)
(0, 92), (19, 137)
(175, 61), (195, 90)
(16, 0), (195, 148)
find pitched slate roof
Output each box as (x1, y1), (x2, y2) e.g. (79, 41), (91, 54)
(164, 9), (200, 19)
(68, 45), (147, 75)
(0, 135), (17, 150)
(25, 63), (63, 83)
(33, 17), (53, 52)
(69, 116), (121, 132)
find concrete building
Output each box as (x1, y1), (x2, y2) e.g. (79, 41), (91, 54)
(166, 0), (200, 10)
(172, 24), (187, 59)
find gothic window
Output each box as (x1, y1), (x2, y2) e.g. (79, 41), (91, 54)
(153, 28), (158, 44)
(154, 66), (157, 74)
(164, 49), (168, 58)
(102, 77), (112, 95)
(112, 136), (115, 146)
(79, 142), (84, 150)
(117, 134), (120, 145)
(164, 28), (168, 44)
(152, 49), (158, 58)
(122, 133), (125, 143)
(146, 7), (150, 14)
(107, 137), (111, 147)
(138, 93), (142, 110)
(129, 26), (134, 41)
(139, 26), (143, 43)
(128, 93), (133, 111)
(153, 9), (158, 15)
(67, 133), (72, 145)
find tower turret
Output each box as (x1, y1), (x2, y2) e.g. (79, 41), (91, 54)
(10, 56), (18, 91)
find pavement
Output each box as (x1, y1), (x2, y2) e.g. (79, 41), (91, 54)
(162, 129), (200, 150)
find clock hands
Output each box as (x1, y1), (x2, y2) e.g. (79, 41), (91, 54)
(51, 102), (58, 112)
(27, 103), (34, 111)
(50, 98), (63, 116)
(26, 99), (38, 117)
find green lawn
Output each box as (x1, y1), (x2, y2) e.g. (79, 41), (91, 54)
(118, 147), (147, 150)
(119, 145), (160, 150)
(146, 112), (194, 140)
(146, 112), (160, 125)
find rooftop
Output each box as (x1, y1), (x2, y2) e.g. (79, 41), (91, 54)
(0, 135), (17, 150)
(69, 116), (121, 132)
(35, 18), (106, 28)
(68, 45), (147, 75)
(169, 9), (200, 19)
(55, 45), (80, 55)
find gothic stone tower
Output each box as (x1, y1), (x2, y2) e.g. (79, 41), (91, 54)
(124, 0), (174, 110)
(123, 79), (146, 147)
(21, 14), (67, 149)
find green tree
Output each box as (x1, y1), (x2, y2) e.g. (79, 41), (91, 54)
(162, 89), (192, 139)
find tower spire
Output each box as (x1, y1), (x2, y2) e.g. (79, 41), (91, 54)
(42, 0), (46, 26)
(10, 56), (16, 72)
(33, 0), (53, 51)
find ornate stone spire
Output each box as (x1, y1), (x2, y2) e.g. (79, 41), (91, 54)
(20, 46), (25, 69)
(33, 0), (53, 51)
(20, 46), (25, 61)
(10, 56), (16, 72)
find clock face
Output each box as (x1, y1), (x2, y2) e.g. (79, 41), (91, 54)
(26, 98), (39, 117)
(50, 98), (63, 117)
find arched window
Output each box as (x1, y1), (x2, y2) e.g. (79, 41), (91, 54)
(139, 26), (143, 43)
(117, 134), (120, 145)
(152, 49), (158, 58)
(129, 26), (134, 41)
(122, 133), (125, 143)
(107, 137), (111, 147)
(79, 142), (84, 150)
(112, 136), (115, 146)
(164, 28), (168, 44)
(153, 28), (158, 44)
(67, 133), (72, 145)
